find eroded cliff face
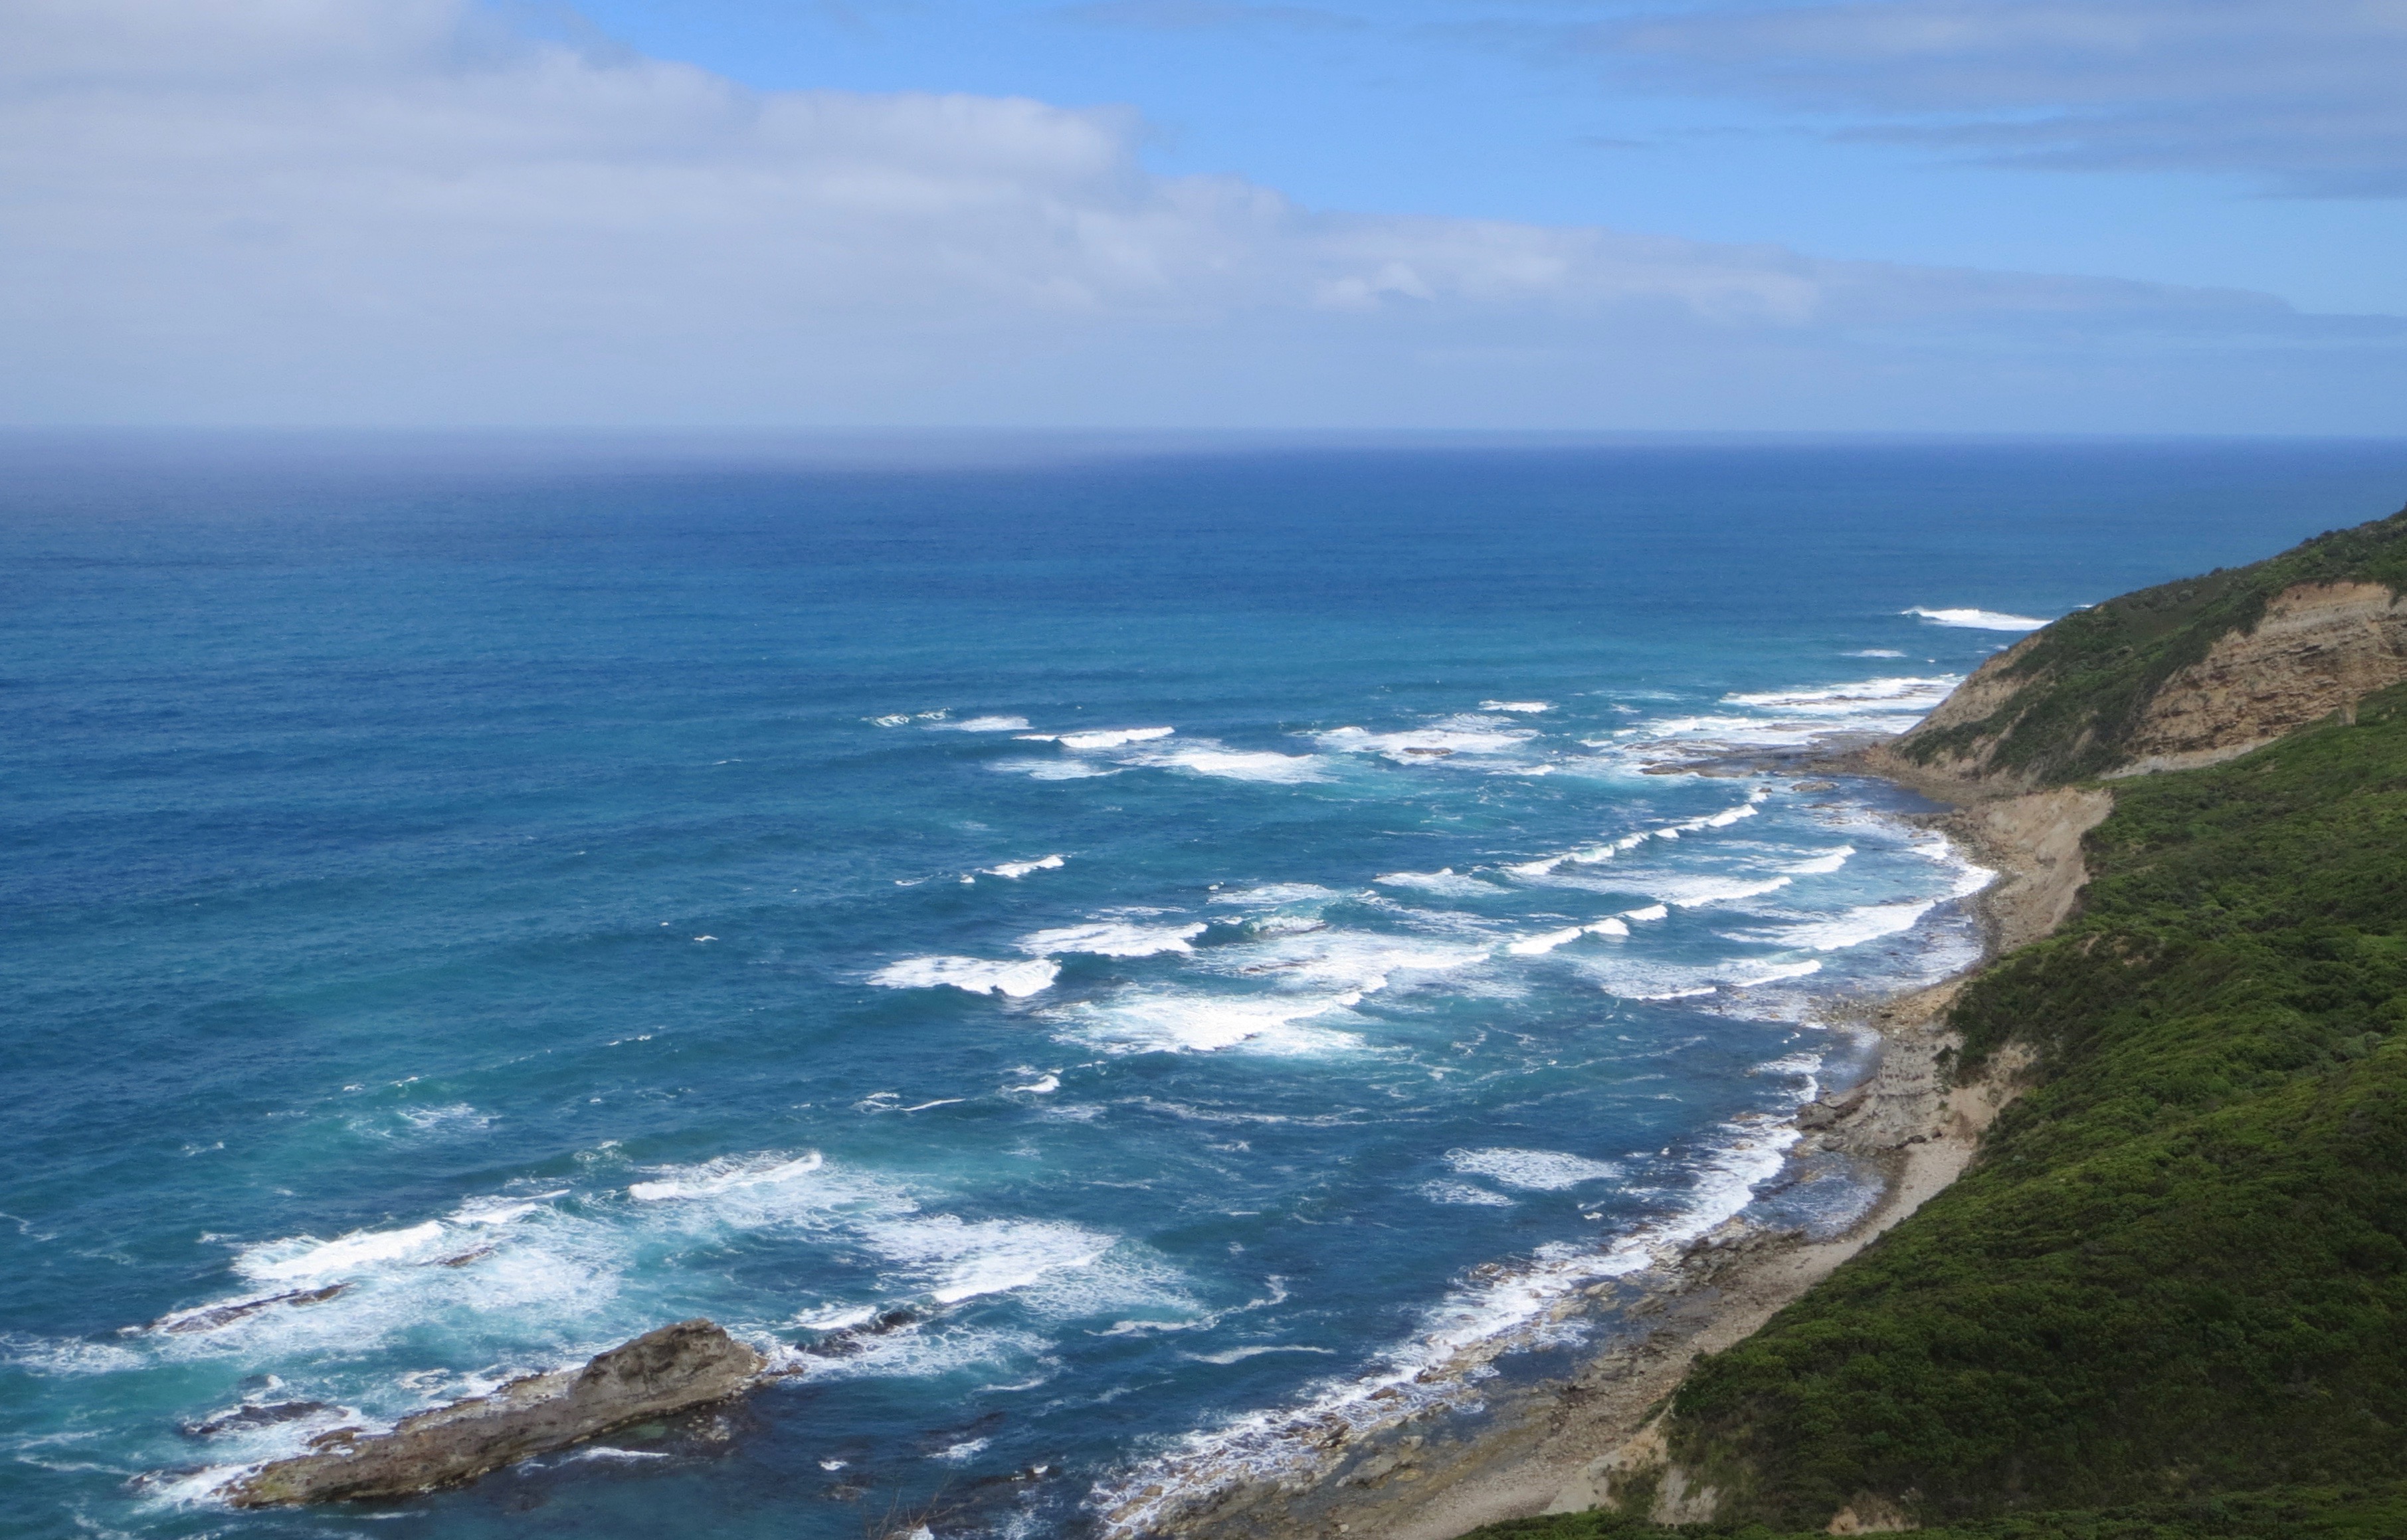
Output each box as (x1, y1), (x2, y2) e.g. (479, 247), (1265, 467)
(2110, 582), (2407, 775)
(1877, 581), (2407, 794)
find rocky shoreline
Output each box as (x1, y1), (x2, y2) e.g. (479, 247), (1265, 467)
(1125, 751), (2106, 1540)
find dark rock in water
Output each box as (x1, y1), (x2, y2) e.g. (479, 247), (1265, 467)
(182, 1401), (332, 1438)
(801, 1305), (920, 1359)
(152, 1284), (347, 1335)
(224, 1319), (765, 1506)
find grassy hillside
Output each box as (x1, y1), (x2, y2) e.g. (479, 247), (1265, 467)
(1895, 506), (2407, 785)
(1469, 678), (2407, 1539)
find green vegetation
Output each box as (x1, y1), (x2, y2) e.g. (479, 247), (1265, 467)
(1899, 506), (2407, 784)
(1458, 1481), (2407, 1540)
(1633, 681), (2407, 1531)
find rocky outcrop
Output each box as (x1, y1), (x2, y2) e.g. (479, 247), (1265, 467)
(225, 1319), (764, 1506)
(1875, 579), (2407, 795)
(2109, 581), (2407, 775)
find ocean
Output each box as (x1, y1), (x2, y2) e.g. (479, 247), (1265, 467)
(5, 433), (2404, 1539)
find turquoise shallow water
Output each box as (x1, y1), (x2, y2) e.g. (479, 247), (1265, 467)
(5, 434), (2404, 1539)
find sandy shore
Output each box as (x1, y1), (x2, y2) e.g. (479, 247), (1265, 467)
(1132, 767), (2107, 1540)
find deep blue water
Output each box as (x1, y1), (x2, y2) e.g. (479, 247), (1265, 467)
(5, 434), (2404, 1540)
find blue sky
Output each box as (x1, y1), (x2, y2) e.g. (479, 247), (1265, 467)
(564, 0), (2407, 314)
(1, 0), (2402, 430)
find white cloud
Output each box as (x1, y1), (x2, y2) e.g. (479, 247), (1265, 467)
(1598, 0), (2407, 195)
(0, 0), (2400, 428)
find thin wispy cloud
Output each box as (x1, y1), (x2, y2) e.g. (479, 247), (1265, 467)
(1590, 0), (2407, 195)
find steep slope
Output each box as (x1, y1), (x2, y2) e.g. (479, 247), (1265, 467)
(1468, 679), (2407, 1539)
(1876, 506), (2407, 792)
(1458, 504), (2407, 1540)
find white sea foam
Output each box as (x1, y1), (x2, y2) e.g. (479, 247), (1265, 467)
(1725, 958), (1824, 987)
(1782, 846), (1856, 876)
(628, 1152), (826, 1202)
(985, 854), (1066, 878)
(1136, 744), (1327, 783)
(1479, 700), (1551, 713)
(1724, 676), (1957, 714)
(1018, 921), (1206, 958)
(1207, 884), (1337, 906)
(1765, 900), (1938, 953)
(991, 757), (1121, 780)
(1197, 927), (1492, 995)
(1844, 649), (1905, 658)
(1092, 1117), (1802, 1538)
(1504, 926), (1587, 957)
(1622, 904), (1668, 922)
(1044, 726), (1176, 750)
(1446, 1148), (1622, 1191)
(931, 716), (1030, 732)
(238, 1222), (448, 1283)
(1052, 991), (1365, 1057)
(1903, 606), (2048, 632)
(1585, 917), (1630, 938)
(1315, 721), (1534, 763)
(870, 956), (1061, 998)
(1187, 1344), (1339, 1365)
(1648, 874), (1794, 908)
(2, 1334), (145, 1377)
(1374, 868), (1504, 898)
(1417, 1181), (1516, 1207)
(862, 1214), (1118, 1307)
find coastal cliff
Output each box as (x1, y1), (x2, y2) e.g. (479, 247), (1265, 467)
(1866, 506), (2407, 795)
(1454, 502), (2407, 1539)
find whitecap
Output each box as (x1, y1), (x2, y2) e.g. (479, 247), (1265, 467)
(1185, 1344), (1339, 1364)
(862, 1214), (1117, 1307)
(930, 716), (1030, 732)
(1903, 606), (2048, 632)
(1317, 722), (1533, 763)
(1017, 921), (1206, 958)
(1373, 868), (1504, 898)
(1647, 874), (1794, 909)
(984, 854), (1066, 878)
(1585, 917), (1630, 938)
(1416, 1180), (1515, 1207)
(1052, 991), (1364, 1058)
(1504, 925), (1586, 957)
(1206, 884), (1337, 906)
(1445, 1148), (1621, 1191)
(869, 957), (1061, 998)
(991, 757), (1121, 780)
(1622, 904), (1668, 922)
(628, 1152), (826, 1202)
(1195, 927), (1491, 995)
(1844, 649), (1905, 658)
(1051, 726), (1176, 750)
(1781, 846), (1856, 876)
(1763, 900), (1937, 952)
(238, 1222), (447, 1283)
(1134, 744), (1326, 783)
(1478, 700), (1551, 713)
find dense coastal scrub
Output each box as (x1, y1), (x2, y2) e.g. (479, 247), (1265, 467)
(1459, 1481), (2407, 1540)
(1470, 679), (2407, 1538)
(1897, 508), (2407, 784)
